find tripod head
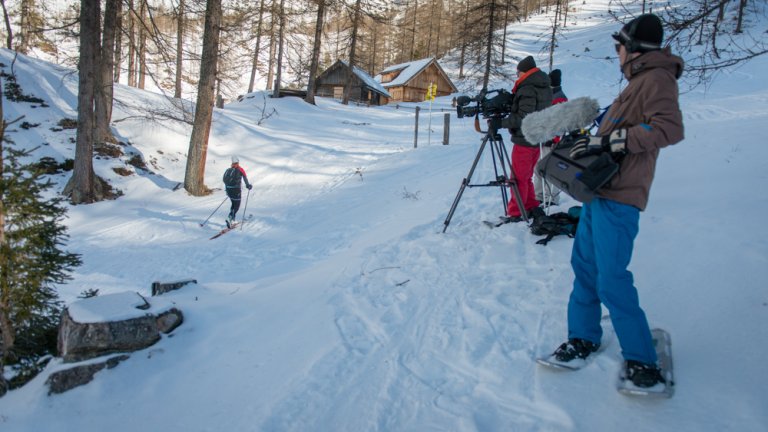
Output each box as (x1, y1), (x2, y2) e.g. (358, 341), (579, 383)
(481, 114), (507, 140)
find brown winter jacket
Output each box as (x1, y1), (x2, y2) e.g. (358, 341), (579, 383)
(597, 48), (685, 210)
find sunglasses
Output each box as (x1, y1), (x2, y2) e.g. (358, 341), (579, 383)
(614, 43), (623, 54)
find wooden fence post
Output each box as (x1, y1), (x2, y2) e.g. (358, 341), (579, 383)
(413, 106), (420, 148)
(443, 113), (450, 145)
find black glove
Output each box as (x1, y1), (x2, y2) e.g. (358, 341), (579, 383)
(602, 129), (627, 154)
(246, 184), (253, 190)
(569, 129), (628, 159)
(569, 135), (604, 159)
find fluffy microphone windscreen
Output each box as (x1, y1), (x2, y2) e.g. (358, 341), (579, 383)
(522, 97), (600, 144)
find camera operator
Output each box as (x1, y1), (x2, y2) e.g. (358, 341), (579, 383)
(490, 56), (552, 222)
(547, 14), (684, 389)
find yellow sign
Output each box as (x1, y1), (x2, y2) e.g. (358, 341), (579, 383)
(425, 83), (437, 101)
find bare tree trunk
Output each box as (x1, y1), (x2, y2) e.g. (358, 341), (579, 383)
(128, 0), (136, 87)
(426, 0), (434, 56)
(114, 5), (123, 82)
(272, 0), (286, 98)
(174, 0), (185, 98)
(501, 0), (511, 64)
(95, 0), (119, 144)
(266, 5), (277, 91)
(342, 0), (362, 105)
(433, 0), (441, 58)
(396, 1), (409, 64)
(305, 0), (326, 105)
(138, 0), (147, 89)
(459, 0), (469, 78)
(184, 0), (222, 196)
(247, 0), (266, 93)
(712, 0), (725, 59)
(735, 0), (747, 34)
(0, 0), (12, 49)
(482, 0), (498, 89)
(562, 0), (569, 27)
(410, 0), (418, 60)
(17, 0), (31, 53)
(548, 0), (561, 71)
(70, 0), (101, 204)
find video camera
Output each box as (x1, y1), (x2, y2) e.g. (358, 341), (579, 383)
(456, 88), (514, 119)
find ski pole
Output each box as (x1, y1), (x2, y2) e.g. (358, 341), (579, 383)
(240, 188), (251, 230)
(200, 196), (228, 227)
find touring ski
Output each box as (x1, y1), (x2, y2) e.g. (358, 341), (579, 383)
(209, 215), (253, 240)
(483, 216), (523, 228)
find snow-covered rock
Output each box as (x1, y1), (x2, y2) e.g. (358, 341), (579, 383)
(57, 292), (183, 362)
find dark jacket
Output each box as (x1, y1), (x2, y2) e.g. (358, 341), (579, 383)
(502, 68), (553, 146)
(597, 48), (685, 210)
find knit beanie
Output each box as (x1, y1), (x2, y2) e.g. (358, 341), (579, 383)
(517, 56), (536, 73)
(612, 13), (663, 53)
(549, 69), (562, 87)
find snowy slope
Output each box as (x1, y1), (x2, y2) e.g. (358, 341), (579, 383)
(2, 1), (768, 431)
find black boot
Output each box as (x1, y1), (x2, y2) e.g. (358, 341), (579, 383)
(552, 338), (600, 362)
(626, 360), (666, 388)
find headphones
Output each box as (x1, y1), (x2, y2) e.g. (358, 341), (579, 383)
(616, 15), (662, 53)
(624, 18), (642, 53)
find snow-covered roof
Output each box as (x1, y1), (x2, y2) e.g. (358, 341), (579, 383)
(375, 58), (438, 88)
(340, 60), (391, 98)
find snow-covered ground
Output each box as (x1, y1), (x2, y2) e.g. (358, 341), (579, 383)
(1, 1), (767, 431)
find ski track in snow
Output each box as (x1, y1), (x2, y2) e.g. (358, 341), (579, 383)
(255, 198), (579, 430)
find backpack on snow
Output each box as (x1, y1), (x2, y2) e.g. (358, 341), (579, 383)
(530, 206), (581, 246)
(223, 167), (242, 188)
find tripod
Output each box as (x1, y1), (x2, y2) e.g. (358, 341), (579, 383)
(442, 123), (528, 233)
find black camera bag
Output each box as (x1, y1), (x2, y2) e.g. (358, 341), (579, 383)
(535, 144), (618, 203)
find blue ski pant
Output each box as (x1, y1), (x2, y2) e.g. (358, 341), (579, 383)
(567, 198), (657, 364)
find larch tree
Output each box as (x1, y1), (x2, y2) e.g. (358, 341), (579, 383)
(305, 0), (327, 105)
(95, 0), (120, 145)
(247, 0), (267, 94)
(174, 0), (185, 99)
(0, 0), (11, 49)
(67, 0), (100, 204)
(184, 0), (222, 196)
(272, 0), (286, 98)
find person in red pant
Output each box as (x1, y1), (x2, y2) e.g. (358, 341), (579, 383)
(496, 56), (553, 221)
(534, 68), (568, 207)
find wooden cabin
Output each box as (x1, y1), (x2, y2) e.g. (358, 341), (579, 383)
(375, 58), (458, 103)
(314, 60), (391, 106)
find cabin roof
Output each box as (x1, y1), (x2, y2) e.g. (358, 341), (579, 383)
(375, 58), (457, 92)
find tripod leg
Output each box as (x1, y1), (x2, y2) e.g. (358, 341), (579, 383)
(443, 135), (490, 233)
(489, 134), (510, 213)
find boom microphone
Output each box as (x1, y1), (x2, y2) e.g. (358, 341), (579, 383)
(521, 97), (600, 144)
